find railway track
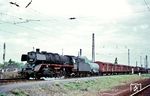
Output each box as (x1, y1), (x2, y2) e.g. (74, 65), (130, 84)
(130, 84), (150, 96)
(0, 76), (89, 85)
(0, 75), (109, 86)
(0, 78), (43, 85)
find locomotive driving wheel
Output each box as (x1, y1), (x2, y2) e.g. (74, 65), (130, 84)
(24, 72), (30, 80)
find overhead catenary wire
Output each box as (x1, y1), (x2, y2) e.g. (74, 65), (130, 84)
(0, 12), (41, 24)
(0, 18), (66, 42)
(2, 2), (150, 24)
(1, 1), (150, 26)
(0, 20), (48, 37)
(144, 0), (150, 11)
(0, 9), (61, 29)
(0, 9), (80, 38)
(0, 10), (149, 39)
(0, 10), (57, 35)
(1, 1), (150, 38)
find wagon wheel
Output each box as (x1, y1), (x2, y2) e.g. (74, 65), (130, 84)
(36, 76), (41, 80)
(34, 72), (41, 80)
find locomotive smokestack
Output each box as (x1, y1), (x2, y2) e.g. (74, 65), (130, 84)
(92, 33), (95, 62)
(36, 48), (40, 52)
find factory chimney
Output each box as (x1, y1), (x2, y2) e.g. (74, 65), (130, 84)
(145, 55), (148, 69)
(79, 49), (82, 56)
(128, 49), (130, 66)
(92, 33), (95, 62)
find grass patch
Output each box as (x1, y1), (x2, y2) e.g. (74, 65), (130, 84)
(141, 73), (150, 78)
(0, 93), (7, 96)
(11, 89), (29, 96)
(64, 75), (144, 92)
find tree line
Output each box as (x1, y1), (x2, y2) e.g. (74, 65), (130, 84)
(0, 59), (24, 69)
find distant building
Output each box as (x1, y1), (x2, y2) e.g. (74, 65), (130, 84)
(0, 68), (4, 73)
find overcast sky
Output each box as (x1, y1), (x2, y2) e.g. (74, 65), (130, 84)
(0, 0), (150, 67)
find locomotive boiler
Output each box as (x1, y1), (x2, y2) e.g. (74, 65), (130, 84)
(21, 49), (75, 65)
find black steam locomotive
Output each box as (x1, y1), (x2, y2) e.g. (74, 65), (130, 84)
(21, 49), (75, 65)
(20, 49), (99, 79)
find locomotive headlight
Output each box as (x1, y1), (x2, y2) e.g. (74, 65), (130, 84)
(29, 52), (36, 59)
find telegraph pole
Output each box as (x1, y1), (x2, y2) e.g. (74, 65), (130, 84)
(114, 57), (118, 64)
(79, 49), (82, 56)
(140, 56), (142, 67)
(92, 33), (95, 62)
(145, 55), (148, 69)
(3, 43), (6, 65)
(128, 49), (130, 66)
(136, 61), (138, 67)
